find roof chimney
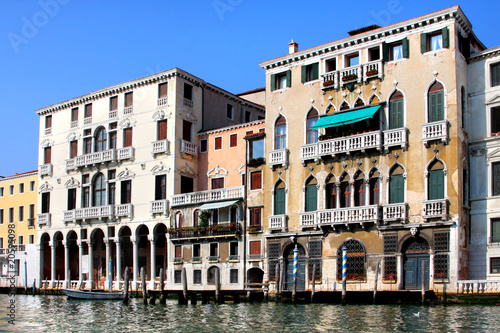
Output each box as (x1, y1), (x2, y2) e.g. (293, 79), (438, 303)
(288, 39), (298, 54)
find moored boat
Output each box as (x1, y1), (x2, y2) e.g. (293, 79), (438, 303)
(61, 288), (124, 300)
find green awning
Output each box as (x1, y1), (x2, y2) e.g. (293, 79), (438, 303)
(312, 105), (381, 129)
(198, 200), (238, 210)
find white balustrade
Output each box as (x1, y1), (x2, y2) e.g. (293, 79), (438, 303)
(109, 110), (117, 118)
(124, 106), (133, 115)
(152, 139), (170, 155)
(457, 280), (500, 294)
(317, 205), (380, 225)
(268, 215), (287, 231)
(422, 120), (448, 146)
(171, 186), (244, 206)
(66, 149), (116, 170)
(423, 199), (448, 220)
(321, 71), (338, 89)
(181, 140), (197, 155)
(115, 204), (133, 218)
(37, 213), (51, 227)
(150, 199), (169, 214)
(299, 212), (316, 227)
(39, 163), (52, 176)
(363, 60), (383, 82)
(319, 131), (382, 157)
(116, 147), (134, 161)
(68, 206), (114, 221)
(269, 148), (288, 168)
(157, 97), (168, 107)
(45, 128), (52, 135)
(183, 98), (193, 107)
(84, 117), (92, 125)
(384, 128), (407, 150)
(70, 120), (78, 128)
(339, 65), (362, 86)
(300, 143), (318, 162)
(383, 203), (407, 222)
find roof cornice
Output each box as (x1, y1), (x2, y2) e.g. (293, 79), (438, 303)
(0, 171), (38, 182)
(198, 119), (265, 136)
(259, 6), (471, 70)
(468, 46), (500, 64)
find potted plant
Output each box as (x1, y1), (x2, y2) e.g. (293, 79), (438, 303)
(366, 69), (378, 76)
(342, 73), (358, 81)
(198, 210), (210, 228)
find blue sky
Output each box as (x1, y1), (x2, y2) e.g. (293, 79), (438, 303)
(1, 0), (499, 177)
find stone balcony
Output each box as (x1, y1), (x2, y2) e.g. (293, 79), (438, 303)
(268, 215), (287, 232)
(383, 128), (408, 151)
(66, 147), (134, 170)
(171, 186), (244, 207)
(157, 97), (168, 107)
(382, 203), (407, 223)
(39, 163), (53, 176)
(168, 222), (241, 240)
(299, 205), (380, 229)
(63, 205), (115, 223)
(124, 106), (133, 115)
(150, 199), (169, 215)
(321, 61), (383, 89)
(152, 139), (170, 155)
(180, 140), (197, 155)
(422, 199), (449, 220)
(37, 213), (51, 227)
(183, 98), (193, 108)
(269, 148), (289, 169)
(422, 120), (449, 147)
(115, 203), (133, 219)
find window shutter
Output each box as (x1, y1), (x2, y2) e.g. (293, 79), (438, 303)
(389, 174), (404, 204)
(301, 65), (307, 83)
(250, 241), (261, 255)
(389, 100), (404, 129)
(312, 63), (319, 80)
(402, 37), (410, 58)
(110, 96), (118, 111)
(274, 188), (285, 215)
(436, 91), (444, 121)
(270, 74), (276, 91)
(442, 27), (450, 48)
(382, 42), (390, 62)
(286, 70), (291, 88)
(493, 163), (500, 196)
(158, 83), (168, 98)
(251, 171), (262, 190)
(421, 33), (428, 53)
(158, 120), (167, 140)
(429, 170), (444, 200)
(124, 128), (133, 147)
(125, 92), (133, 107)
(305, 184), (317, 212)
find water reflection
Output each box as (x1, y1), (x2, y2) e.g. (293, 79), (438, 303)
(0, 294), (497, 332)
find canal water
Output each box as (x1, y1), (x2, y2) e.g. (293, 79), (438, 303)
(0, 294), (498, 332)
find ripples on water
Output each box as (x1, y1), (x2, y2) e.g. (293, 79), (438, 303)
(0, 294), (498, 332)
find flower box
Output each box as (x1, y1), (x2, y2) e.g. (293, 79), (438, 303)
(366, 69), (378, 76)
(342, 74), (358, 82)
(323, 80), (335, 86)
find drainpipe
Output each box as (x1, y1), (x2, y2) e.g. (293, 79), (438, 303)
(243, 135), (248, 289)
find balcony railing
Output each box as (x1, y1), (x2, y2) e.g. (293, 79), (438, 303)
(171, 186), (244, 206)
(70, 120), (78, 128)
(269, 148), (288, 168)
(317, 205), (380, 225)
(157, 97), (168, 107)
(38, 213), (51, 227)
(115, 204), (133, 218)
(183, 98), (193, 108)
(268, 215), (287, 232)
(180, 140), (197, 155)
(321, 71), (339, 89)
(66, 149), (116, 170)
(422, 120), (449, 147)
(168, 223), (241, 240)
(422, 199), (449, 220)
(339, 65), (362, 86)
(39, 163), (53, 176)
(150, 199), (169, 214)
(152, 139), (170, 155)
(45, 128), (52, 135)
(321, 61), (384, 90)
(116, 147), (134, 161)
(109, 110), (117, 118)
(382, 203), (407, 223)
(363, 60), (383, 82)
(383, 128), (408, 150)
(84, 117), (92, 125)
(299, 212), (316, 227)
(63, 206), (114, 222)
(124, 106), (133, 115)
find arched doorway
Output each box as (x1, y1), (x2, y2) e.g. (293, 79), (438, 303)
(403, 236), (430, 290)
(91, 229), (106, 287)
(136, 225), (150, 279)
(40, 233), (51, 281)
(118, 226), (132, 279)
(247, 268), (264, 284)
(53, 232), (65, 280)
(207, 266), (220, 285)
(283, 243), (306, 291)
(67, 231), (79, 280)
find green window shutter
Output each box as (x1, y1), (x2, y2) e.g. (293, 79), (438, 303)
(389, 174), (404, 204)
(402, 38), (410, 58)
(305, 184), (318, 212)
(421, 33), (428, 53)
(301, 65), (306, 83)
(270, 74), (276, 91)
(436, 90), (444, 120)
(286, 70), (291, 88)
(492, 220), (500, 243)
(429, 170), (445, 200)
(389, 99), (404, 129)
(312, 63), (319, 80)
(442, 27), (450, 48)
(274, 188), (285, 215)
(429, 91), (444, 122)
(382, 42), (390, 62)
(493, 163), (500, 196)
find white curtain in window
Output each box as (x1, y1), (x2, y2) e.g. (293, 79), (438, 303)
(393, 45), (403, 60)
(431, 35), (443, 50)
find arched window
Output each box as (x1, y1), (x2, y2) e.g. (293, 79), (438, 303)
(230, 205), (237, 223)
(340, 173), (351, 208)
(339, 101), (349, 111)
(326, 104), (335, 114)
(93, 173), (106, 206)
(325, 175), (337, 209)
(175, 211), (183, 229)
(461, 86), (467, 130)
(274, 180), (286, 215)
(193, 209), (199, 227)
(95, 127), (107, 152)
(370, 95), (380, 104)
(389, 165), (405, 204)
(428, 81), (445, 122)
(369, 169), (381, 205)
(337, 239), (366, 281)
(306, 109), (319, 144)
(354, 98), (365, 108)
(389, 90), (404, 129)
(428, 160), (445, 200)
(353, 171), (366, 206)
(275, 116), (287, 149)
(305, 177), (318, 212)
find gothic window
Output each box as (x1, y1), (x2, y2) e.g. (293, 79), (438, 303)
(337, 239), (366, 281)
(353, 171), (366, 207)
(304, 177), (318, 212)
(369, 169), (381, 205)
(428, 81), (445, 122)
(306, 109), (319, 144)
(428, 160), (445, 200)
(274, 180), (286, 215)
(340, 173), (351, 208)
(93, 173), (106, 207)
(389, 165), (405, 204)
(275, 116), (287, 149)
(325, 175), (337, 209)
(389, 90), (404, 129)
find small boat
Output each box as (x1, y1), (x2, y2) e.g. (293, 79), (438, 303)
(61, 288), (124, 300)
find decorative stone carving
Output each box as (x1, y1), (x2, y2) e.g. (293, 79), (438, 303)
(207, 165), (228, 178)
(151, 162), (171, 175)
(39, 182), (53, 193)
(117, 168), (136, 180)
(64, 177), (80, 189)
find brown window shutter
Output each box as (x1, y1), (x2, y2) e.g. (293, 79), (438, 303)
(110, 96), (118, 110)
(44, 147), (51, 164)
(230, 134), (237, 147)
(159, 83), (168, 98)
(70, 140), (78, 158)
(125, 92), (133, 107)
(250, 241), (261, 255)
(71, 108), (78, 121)
(158, 120), (168, 140)
(215, 137), (222, 150)
(251, 171), (262, 190)
(85, 104), (92, 117)
(124, 128), (133, 147)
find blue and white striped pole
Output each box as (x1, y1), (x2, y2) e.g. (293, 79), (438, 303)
(108, 257), (112, 291)
(292, 245), (298, 301)
(342, 246), (347, 305)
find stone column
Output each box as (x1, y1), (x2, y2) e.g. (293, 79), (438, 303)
(63, 240), (69, 287)
(149, 235), (156, 287)
(349, 180), (355, 208)
(116, 239), (122, 284)
(105, 238), (111, 278)
(36, 243), (43, 288)
(78, 240), (83, 283)
(335, 182), (341, 208)
(132, 236), (138, 290)
(365, 179), (371, 206)
(50, 240), (56, 288)
(88, 239), (94, 289)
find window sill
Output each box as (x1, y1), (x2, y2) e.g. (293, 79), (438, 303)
(422, 48), (447, 56)
(386, 58), (407, 65)
(271, 87), (289, 93)
(382, 280), (397, 284)
(433, 278), (450, 284)
(303, 79), (321, 86)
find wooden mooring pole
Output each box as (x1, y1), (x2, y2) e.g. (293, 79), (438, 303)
(311, 263), (316, 303)
(123, 267), (130, 304)
(215, 268), (221, 304)
(373, 261), (379, 304)
(421, 261), (426, 305)
(275, 263), (281, 299)
(141, 267), (148, 305)
(159, 268), (166, 305)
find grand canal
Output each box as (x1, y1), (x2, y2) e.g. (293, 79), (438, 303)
(1, 294), (498, 332)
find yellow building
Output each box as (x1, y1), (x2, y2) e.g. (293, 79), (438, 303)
(0, 170), (38, 288)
